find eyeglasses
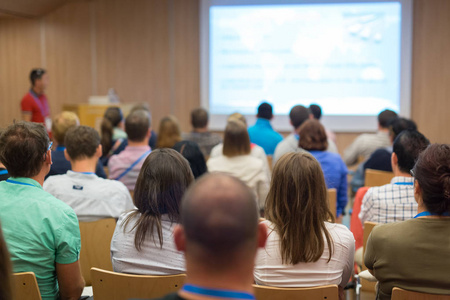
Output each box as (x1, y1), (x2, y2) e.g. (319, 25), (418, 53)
(47, 141), (53, 151)
(410, 169), (415, 178)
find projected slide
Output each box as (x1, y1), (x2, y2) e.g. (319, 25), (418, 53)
(209, 2), (401, 116)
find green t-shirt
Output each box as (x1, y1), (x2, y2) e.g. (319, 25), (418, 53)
(365, 218), (450, 300)
(0, 177), (81, 300)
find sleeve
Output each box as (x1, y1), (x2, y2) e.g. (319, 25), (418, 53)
(123, 186), (135, 211)
(364, 230), (377, 270)
(21, 95), (34, 113)
(55, 209), (81, 264)
(343, 135), (364, 166)
(340, 233), (356, 287)
(336, 159), (348, 217)
(359, 188), (374, 225)
(96, 160), (107, 178)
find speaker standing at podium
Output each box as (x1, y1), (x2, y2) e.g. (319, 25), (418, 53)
(21, 68), (52, 134)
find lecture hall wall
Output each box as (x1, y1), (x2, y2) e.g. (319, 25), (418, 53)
(0, 0), (449, 153)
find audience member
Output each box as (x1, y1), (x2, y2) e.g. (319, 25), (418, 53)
(152, 173), (267, 300)
(108, 110), (152, 191)
(309, 104), (337, 142)
(100, 106), (127, 165)
(181, 108), (222, 157)
(254, 152), (354, 299)
(44, 126), (134, 221)
(47, 111), (106, 179)
(157, 115), (182, 148)
(344, 109), (398, 166)
(365, 144), (450, 299)
(0, 223), (12, 300)
(207, 120), (270, 210)
(0, 121), (84, 300)
(273, 105), (338, 167)
(298, 120), (348, 218)
(173, 141), (208, 179)
(129, 104), (158, 149)
(359, 130), (430, 224)
(248, 102), (283, 155)
(111, 149), (194, 275)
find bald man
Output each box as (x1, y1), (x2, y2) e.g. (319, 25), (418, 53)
(150, 174), (267, 300)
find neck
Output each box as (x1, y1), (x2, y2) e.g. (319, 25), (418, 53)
(71, 158), (98, 173)
(394, 170), (411, 178)
(378, 127), (389, 133)
(128, 139), (148, 147)
(31, 171), (47, 186)
(32, 86), (43, 96)
(194, 127), (208, 133)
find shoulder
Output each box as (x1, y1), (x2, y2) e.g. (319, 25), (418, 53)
(37, 188), (78, 218)
(369, 220), (415, 241)
(44, 174), (68, 186)
(326, 222), (354, 243)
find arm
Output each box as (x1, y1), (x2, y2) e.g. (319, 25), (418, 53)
(56, 261), (85, 300)
(343, 136), (363, 166)
(336, 161), (348, 217)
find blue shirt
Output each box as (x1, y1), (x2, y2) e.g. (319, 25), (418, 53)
(310, 150), (348, 217)
(248, 118), (283, 155)
(47, 148), (106, 179)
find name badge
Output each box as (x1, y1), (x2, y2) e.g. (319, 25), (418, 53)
(73, 185), (83, 190)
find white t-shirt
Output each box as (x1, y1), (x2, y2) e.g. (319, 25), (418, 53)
(254, 220), (355, 288)
(110, 212), (185, 275)
(44, 171), (134, 222)
(207, 155), (270, 209)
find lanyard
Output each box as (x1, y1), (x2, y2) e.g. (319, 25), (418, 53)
(77, 172), (95, 175)
(29, 90), (49, 117)
(115, 150), (151, 181)
(56, 146), (66, 151)
(394, 182), (414, 186)
(6, 179), (36, 188)
(181, 284), (255, 300)
(0, 170), (8, 176)
(414, 211), (450, 218)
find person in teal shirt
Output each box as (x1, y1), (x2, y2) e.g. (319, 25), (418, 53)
(247, 102), (283, 155)
(0, 122), (85, 300)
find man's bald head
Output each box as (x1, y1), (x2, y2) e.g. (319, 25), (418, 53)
(180, 174), (259, 259)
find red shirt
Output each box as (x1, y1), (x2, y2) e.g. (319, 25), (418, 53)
(21, 89), (50, 124)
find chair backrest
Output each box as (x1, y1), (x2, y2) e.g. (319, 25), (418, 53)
(392, 287), (450, 300)
(361, 221), (378, 292)
(13, 272), (41, 300)
(365, 169), (394, 187)
(91, 267), (186, 300)
(253, 284), (339, 300)
(79, 218), (116, 286)
(327, 188), (337, 220)
(267, 156), (273, 170)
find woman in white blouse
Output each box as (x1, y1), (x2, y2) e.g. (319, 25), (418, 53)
(254, 152), (354, 299)
(110, 148), (194, 275)
(207, 120), (269, 210)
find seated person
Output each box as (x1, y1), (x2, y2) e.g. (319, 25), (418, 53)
(298, 120), (348, 219)
(173, 141), (208, 179)
(248, 102), (283, 155)
(100, 106), (127, 165)
(365, 144), (450, 299)
(359, 130), (430, 224)
(0, 122), (84, 300)
(47, 111), (106, 178)
(207, 120), (270, 210)
(181, 108), (222, 157)
(44, 126), (134, 221)
(309, 103), (337, 143)
(111, 148), (194, 275)
(108, 110), (152, 191)
(157, 115), (182, 148)
(273, 105), (338, 167)
(254, 152), (354, 300)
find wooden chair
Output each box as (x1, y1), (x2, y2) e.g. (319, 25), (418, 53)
(361, 221), (378, 293)
(13, 272), (41, 300)
(253, 284), (339, 300)
(365, 169), (394, 187)
(392, 287), (450, 300)
(267, 156), (273, 170)
(79, 218), (116, 286)
(103, 166), (109, 178)
(327, 188), (337, 221)
(91, 267), (186, 300)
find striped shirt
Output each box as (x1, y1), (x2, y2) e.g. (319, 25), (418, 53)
(359, 176), (416, 225)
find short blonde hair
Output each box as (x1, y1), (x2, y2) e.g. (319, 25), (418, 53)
(227, 113), (247, 126)
(52, 111), (80, 145)
(222, 120), (250, 157)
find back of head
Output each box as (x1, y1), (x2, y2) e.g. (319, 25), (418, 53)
(191, 108), (209, 129)
(228, 112), (247, 126)
(393, 130), (430, 173)
(157, 115), (181, 148)
(265, 152), (334, 264)
(0, 122), (49, 178)
(65, 126), (100, 161)
(29, 68), (46, 86)
(52, 111), (80, 145)
(257, 102), (273, 120)
(298, 119), (328, 151)
(378, 109), (398, 128)
(413, 144), (450, 215)
(126, 148), (194, 250)
(181, 173), (259, 269)
(101, 107), (124, 156)
(0, 224), (12, 300)
(309, 104), (322, 120)
(125, 109), (151, 142)
(173, 141), (207, 179)
(290, 105), (311, 129)
(389, 117), (417, 140)
(223, 120), (251, 157)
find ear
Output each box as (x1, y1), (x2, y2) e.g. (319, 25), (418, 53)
(391, 152), (398, 170)
(309, 114), (314, 120)
(414, 180), (422, 204)
(45, 149), (52, 165)
(147, 128), (152, 139)
(174, 225), (186, 252)
(95, 144), (103, 158)
(257, 222), (268, 249)
(64, 149), (70, 161)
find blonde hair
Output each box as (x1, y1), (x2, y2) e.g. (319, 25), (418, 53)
(227, 112), (247, 126)
(222, 120), (251, 157)
(265, 152), (334, 264)
(52, 111), (80, 145)
(157, 115), (181, 148)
